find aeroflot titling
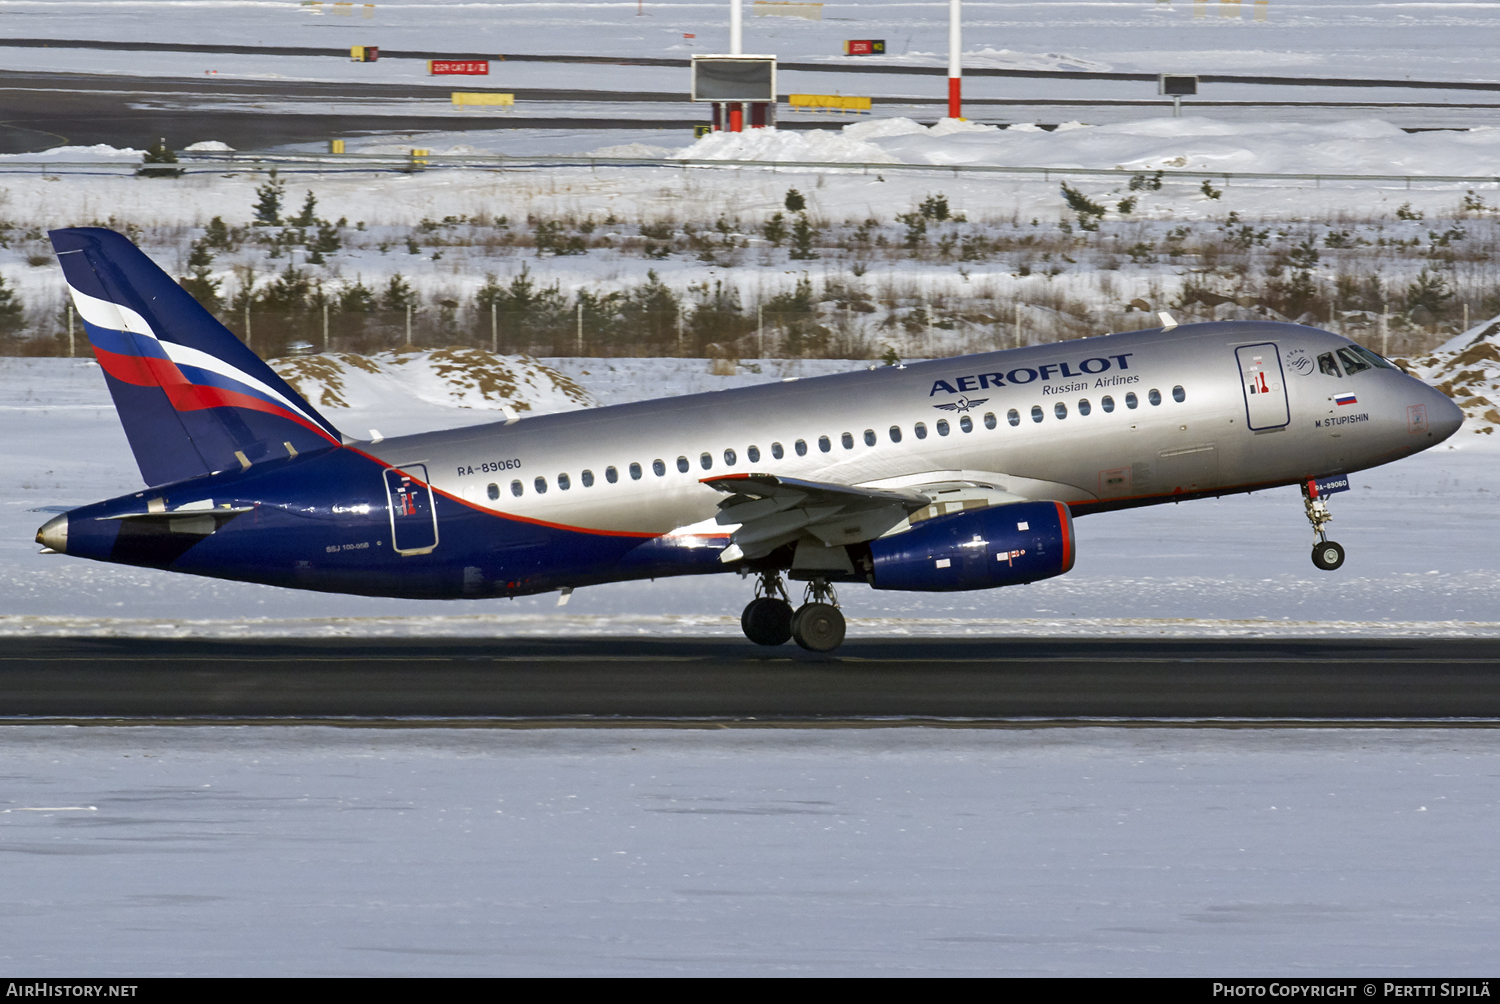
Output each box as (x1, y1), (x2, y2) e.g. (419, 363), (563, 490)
(34, 228), (1463, 652)
(930, 352), (1135, 396)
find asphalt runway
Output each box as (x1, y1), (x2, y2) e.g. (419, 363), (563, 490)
(4, 636), (1500, 722)
(9, 38), (1500, 92)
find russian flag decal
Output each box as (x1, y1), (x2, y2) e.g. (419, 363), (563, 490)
(1335, 393), (1358, 406)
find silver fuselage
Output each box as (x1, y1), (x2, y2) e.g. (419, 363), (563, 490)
(365, 321), (1462, 538)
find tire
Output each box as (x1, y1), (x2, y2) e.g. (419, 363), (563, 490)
(791, 602), (846, 653)
(741, 597), (794, 646)
(1311, 540), (1346, 571)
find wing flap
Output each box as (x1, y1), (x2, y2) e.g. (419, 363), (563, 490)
(702, 473), (931, 562)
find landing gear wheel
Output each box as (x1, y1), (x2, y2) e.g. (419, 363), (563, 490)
(791, 602), (846, 653)
(1311, 540), (1346, 571)
(741, 597), (794, 646)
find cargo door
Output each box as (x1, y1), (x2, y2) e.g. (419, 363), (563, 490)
(384, 464), (439, 555)
(1235, 343), (1290, 431)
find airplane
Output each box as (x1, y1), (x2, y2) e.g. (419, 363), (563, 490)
(35, 227), (1464, 651)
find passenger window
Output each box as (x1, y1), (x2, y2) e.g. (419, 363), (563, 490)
(795, 439), (808, 456)
(748, 446), (761, 463)
(1125, 392), (1138, 409)
(581, 470), (594, 487)
(915, 422), (928, 439)
(1078, 398), (1091, 416)
(700, 453), (712, 470)
(1336, 346), (1371, 374)
(864, 429), (876, 447)
(1148, 388), (1162, 406)
(959, 415), (973, 433)
(1102, 395), (1115, 413)
(724, 448), (737, 466)
(889, 425), (903, 443)
(936, 419), (950, 436)
(841, 432), (854, 450)
(1031, 405), (1043, 423)
(1172, 385), (1185, 403)
(677, 456), (689, 473)
(606, 466), (619, 484)
(818, 436), (831, 452)
(1054, 402), (1067, 419)
(510, 479), (523, 497)
(1007, 409), (1020, 427)
(1318, 352), (1342, 377)
(983, 412), (996, 430)
(653, 459), (666, 476)
(629, 463), (642, 480)
(558, 473), (571, 490)
(487, 483), (500, 500)
(772, 442), (784, 459)
(534, 476), (548, 494)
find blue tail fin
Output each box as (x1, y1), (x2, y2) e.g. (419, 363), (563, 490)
(50, 227), (343, 487)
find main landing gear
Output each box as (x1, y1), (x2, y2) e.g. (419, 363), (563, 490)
(741, 571), (793, 646)
(740, 572), (847, 652)
(1302, 482), (1346, 571)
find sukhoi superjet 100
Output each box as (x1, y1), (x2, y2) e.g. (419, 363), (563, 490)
(35, 228), (1463, 651)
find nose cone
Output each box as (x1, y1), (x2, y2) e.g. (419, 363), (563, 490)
(35, 513), (68, 553)
(1429, 386), (1465, 443)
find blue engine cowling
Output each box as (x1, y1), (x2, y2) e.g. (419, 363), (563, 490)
(868, 500), (1075, 592)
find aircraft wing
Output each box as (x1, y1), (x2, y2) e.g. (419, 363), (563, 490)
(701, 473), (932, 562)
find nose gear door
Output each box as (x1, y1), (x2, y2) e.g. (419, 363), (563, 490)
(1235, 343), (1290, 431)
(384, 464), (439, 555)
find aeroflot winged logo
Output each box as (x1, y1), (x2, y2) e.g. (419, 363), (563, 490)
(930, 352), (1136, 396)
(933, 396), (988, 413)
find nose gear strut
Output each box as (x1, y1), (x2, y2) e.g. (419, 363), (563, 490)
(1301, 480), (1346, 571)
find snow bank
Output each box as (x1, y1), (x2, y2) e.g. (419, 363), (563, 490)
(0, 144), (141, 162)
(269, 348), (593, 417)
(679, 116), (1500, 177)
(675, 128), (899, 165)
(1411, 313), (1500, 435)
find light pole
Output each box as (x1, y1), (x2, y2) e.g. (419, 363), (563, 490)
(729, 0), (744, 131)
(948, 0), (962, 120)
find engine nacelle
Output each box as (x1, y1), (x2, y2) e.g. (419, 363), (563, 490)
(868, 500), (1075, 592)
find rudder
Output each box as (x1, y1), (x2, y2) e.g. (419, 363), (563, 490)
(50, 227), (343, 486)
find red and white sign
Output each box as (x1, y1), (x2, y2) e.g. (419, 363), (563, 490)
(428, 60), (489, 75)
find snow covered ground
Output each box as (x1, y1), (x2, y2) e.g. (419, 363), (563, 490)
(4, 113), (1499, 369)
(2, 724), (1497, 976)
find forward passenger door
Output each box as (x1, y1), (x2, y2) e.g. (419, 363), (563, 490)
(1235, 343), (1291, 431)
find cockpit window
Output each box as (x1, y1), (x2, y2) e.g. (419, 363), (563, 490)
(1336, 346), (1372, 375)
(1318, 352), (1342, 377)
(1349, 344), (1398, 370)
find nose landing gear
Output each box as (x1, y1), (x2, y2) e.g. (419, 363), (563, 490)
(1302, 480), (1346, 571)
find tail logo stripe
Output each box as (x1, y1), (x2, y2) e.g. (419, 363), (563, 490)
(68, 287), (154, 338)
(69, 287), (333, 437)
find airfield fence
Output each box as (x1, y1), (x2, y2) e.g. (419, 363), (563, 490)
(3, 151), (1500, 190)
